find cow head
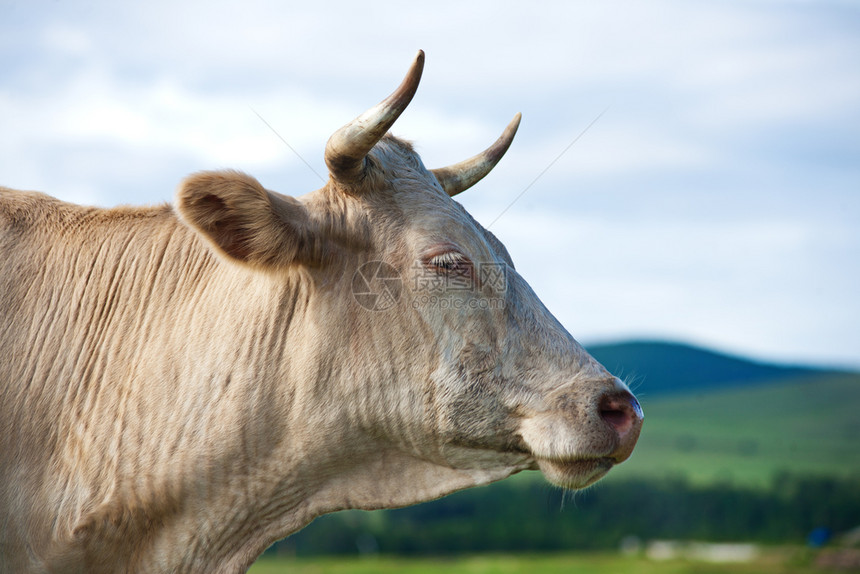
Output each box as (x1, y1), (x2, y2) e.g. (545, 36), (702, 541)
(176, 51), (642, 509)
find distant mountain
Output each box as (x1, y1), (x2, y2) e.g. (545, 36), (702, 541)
(585, 340), (840, 395)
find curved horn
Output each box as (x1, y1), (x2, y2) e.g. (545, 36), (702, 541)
(325, 50), (425, 183)
(432, 113), (521, 197)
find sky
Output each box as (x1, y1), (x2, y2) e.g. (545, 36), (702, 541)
(1, 0), (858, 369)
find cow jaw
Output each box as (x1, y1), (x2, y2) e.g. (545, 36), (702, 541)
(308, 446), (532, 514)
(534, 457), (616, 489)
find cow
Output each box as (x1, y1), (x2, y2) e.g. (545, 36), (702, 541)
(0, 51), (642, 573)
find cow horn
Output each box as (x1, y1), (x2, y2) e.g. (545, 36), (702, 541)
(325, 50), (425, 183)
(432, 113), (521, 197)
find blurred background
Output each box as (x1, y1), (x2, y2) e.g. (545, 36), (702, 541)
(3, 1), (858, 571)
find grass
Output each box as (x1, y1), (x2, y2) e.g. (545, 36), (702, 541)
(249, 550), (824, 574)
(605, 373), (860, 486)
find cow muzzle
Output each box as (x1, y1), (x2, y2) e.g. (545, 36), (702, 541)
(519, 383), (644, 489)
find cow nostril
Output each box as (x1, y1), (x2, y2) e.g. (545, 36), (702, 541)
(597, 390), (644, 464)
(600, 407), (631, 434)
(598, 392), (642, 437)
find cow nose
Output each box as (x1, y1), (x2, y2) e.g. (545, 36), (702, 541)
(598, 390), (644, 463)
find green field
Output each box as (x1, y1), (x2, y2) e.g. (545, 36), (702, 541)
(607, 373), (860, 486)
(249, 550), (826, 574)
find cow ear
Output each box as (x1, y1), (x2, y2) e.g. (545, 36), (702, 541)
(176, 170), (320, 269)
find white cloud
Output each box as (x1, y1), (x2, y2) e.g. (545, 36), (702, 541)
(485, 207), (859, 367)
(2, 0), (858, 367)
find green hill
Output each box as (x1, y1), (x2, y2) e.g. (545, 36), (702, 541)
(608, 371), (860, 486)
(586, 340), (834, 396)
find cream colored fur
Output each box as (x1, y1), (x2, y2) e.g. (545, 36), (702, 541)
(1, 134), (637, 573)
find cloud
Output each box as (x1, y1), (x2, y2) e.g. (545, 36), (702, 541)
(1, 0), (858, 367)
(487, 208), (858, 366)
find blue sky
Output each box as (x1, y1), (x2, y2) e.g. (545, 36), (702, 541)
(2, 0), (858, 368)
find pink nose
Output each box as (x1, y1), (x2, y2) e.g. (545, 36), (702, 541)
(599, 391), (644, 463)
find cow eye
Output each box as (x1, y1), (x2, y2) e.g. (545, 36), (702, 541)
(428, 251), (472, 275)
